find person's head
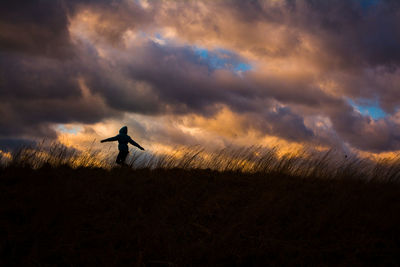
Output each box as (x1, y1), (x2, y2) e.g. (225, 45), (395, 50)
(119, 126), (128, 134)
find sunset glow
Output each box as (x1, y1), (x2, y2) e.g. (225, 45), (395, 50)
(2, 0), (400, 160)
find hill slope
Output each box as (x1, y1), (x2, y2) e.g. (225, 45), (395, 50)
(1, 167), (400, 266)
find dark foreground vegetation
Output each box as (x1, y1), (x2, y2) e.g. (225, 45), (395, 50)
(1, 165), (400, 266)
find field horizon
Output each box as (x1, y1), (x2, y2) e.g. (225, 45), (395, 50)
(4, 142), (400, 182)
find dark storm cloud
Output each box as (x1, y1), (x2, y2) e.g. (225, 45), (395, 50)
(292, 0), (400, 69)
(328, 104), (400, 152)
(236, 106), (315, 143)
(110, 42), (317, 142)
(264, 106), (315, 142)
(0, 48), (118, 139)
(222, 0), (400, 151)
(0, 138), (36, 151)
(83, 39), (329, 120)
(2, 0), (400, 153)
(0, 0), (156, 58)
(195, 0), (400, 71)
(0, 0), (72, 58)
(0, 52), (80, 99)
(0, 0), (125, 139)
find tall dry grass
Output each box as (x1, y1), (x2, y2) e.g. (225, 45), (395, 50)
(2, 141), (400, 182)
(2, 140), (111, 169)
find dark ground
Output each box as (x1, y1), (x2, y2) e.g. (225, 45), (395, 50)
(1, 166), (400, 266)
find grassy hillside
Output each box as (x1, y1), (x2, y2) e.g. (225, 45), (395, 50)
(1, 166), (400, 266)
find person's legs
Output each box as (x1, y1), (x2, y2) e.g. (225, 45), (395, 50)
(116, 151), (129, 165)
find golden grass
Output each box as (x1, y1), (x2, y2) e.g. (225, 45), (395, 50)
(2, 141), (400, 182)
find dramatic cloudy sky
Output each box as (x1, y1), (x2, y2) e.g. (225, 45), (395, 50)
(1, 0), (400, 156)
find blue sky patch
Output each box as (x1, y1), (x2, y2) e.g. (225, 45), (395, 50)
(57, 124), (82, 135)
(143, 33), (253, 73)
(347, 98), (387, 120)
(360, 0), (380, 10)
(234, 62), (253, 72)
(194, 47), (252, 73)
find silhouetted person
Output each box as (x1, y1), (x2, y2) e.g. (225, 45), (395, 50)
(100, 126), (144, 165)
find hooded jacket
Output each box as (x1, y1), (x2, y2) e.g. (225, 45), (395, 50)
(101, 126), (143, 152)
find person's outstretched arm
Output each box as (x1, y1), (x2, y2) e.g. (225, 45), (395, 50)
(129, 137), (145, 150)
(100, 136), (118, 143)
